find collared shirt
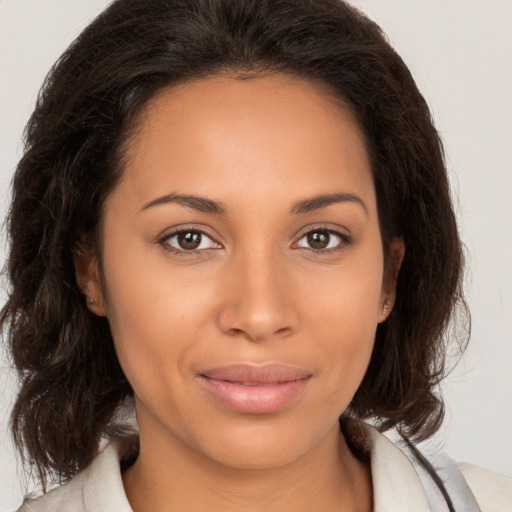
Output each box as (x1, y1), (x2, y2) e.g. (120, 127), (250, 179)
(18, 425), (512, 512)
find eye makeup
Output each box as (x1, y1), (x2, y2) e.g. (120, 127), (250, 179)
(156, 222), (353, 259)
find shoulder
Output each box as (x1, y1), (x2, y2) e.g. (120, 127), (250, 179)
(18, 469), (89, 512)
(17, 442), (133, 512)
(353, 421), (512, 512)
(459, 461), (512, 511)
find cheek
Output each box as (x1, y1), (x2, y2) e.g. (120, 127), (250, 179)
(304, 246), (384, 395)
(312, 283), (379, 369)
(99, 242), (232, 412)
(309, 244), (384, 332)
(308, 299), (377, 416)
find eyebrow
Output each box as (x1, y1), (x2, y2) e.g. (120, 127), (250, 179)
(140, 191), (368, 216)
(140, 193), (228, 214)
(291, 192), (368, 215)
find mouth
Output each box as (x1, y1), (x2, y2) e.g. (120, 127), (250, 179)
(198, 363), (312, 415)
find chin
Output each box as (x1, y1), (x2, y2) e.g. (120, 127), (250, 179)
(186, 415), (338, 471)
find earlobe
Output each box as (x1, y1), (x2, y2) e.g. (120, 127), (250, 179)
(378, 298), (392, 324)
(73, 243), (107, 317)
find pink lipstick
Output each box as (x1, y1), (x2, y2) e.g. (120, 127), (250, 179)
(198, 364), (311, 414)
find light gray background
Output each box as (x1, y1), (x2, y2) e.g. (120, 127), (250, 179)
(1, 1), (511, 510)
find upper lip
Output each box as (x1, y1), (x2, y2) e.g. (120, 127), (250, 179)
(200, 363), (312, 384)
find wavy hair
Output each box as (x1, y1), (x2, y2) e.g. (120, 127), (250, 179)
(1, 0), (468, 486)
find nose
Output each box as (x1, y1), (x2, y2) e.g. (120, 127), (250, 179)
(217, 247), (298, 343)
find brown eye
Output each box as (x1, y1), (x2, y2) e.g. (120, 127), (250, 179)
(307, 231), (330, 249)
(162, 229), (220, 252)
(177, 231), (202, 250)
(296, 228), (348, 251)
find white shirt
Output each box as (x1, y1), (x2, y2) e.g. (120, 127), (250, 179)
(18, 425), (512, 512)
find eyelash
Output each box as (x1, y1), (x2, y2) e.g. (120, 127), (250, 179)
(294, 225), (353, 253)
(158, 226), (219, 258)
(158, 224), (352, 258)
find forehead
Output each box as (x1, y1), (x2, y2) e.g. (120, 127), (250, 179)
(118, 73), (375, 214)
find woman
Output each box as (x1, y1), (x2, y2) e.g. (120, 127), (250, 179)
(1, 0), (511, 510)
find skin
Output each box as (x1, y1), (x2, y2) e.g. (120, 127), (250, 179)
(77, 73), (403, 512)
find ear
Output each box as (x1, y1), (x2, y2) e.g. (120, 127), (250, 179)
(73, 242), (107, 317)
(378, 237), (405, 323)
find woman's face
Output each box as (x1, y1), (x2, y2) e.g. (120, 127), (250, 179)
(81, 73), (395, 469)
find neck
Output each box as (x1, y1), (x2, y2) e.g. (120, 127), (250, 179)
(122, 420), (372, 512)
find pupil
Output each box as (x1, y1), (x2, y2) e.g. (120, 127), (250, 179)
(178, 231), (201, 250)
(307, 231), (329, 249)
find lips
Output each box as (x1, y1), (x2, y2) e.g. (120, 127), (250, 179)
(198, 364), (312, 414)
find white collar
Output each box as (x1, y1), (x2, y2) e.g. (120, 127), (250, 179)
(33, 423), (432, 511)
(366, 426), (431, 511)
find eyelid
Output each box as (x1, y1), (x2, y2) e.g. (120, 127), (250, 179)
(158, 225), (222, 254)
(292, 224), (352, 251)
(156, 223), (352, 256)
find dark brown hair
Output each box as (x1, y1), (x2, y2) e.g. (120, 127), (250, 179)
(1, 0), (468, 487)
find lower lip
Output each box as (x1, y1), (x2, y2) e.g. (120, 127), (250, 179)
(198, 376), (310, 414)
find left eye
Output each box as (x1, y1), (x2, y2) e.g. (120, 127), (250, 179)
(296, 230), (344, 250)
(163, 230), (219, 251)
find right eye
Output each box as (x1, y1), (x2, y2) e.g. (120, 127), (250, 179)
(160, 229), (220, 253)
